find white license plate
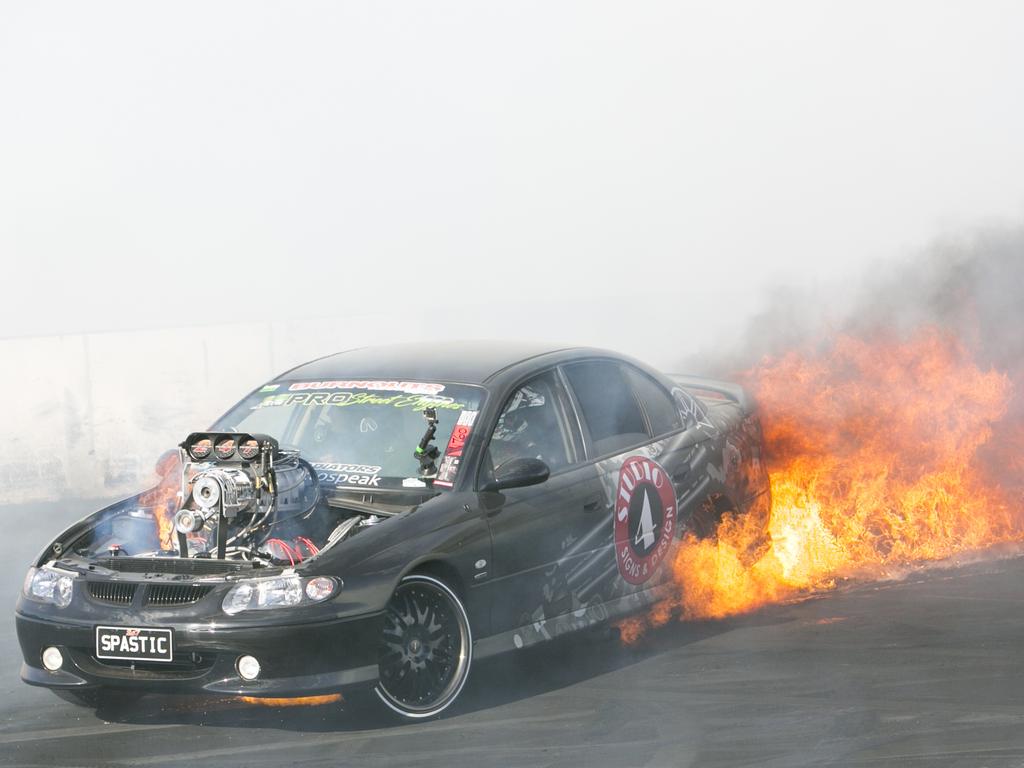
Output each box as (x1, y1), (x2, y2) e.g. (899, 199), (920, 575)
(95, 625), (174, 662)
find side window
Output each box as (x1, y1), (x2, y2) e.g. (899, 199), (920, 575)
(624, 367), (682, 437)
(487, 372), (572, 474)
(563, 361), (648, 456)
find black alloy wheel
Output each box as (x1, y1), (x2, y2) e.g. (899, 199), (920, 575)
(374, 573), (472, 719)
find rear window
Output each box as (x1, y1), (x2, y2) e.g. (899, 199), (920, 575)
(625, 367), (682, 437)
(563, 361), (647, 456)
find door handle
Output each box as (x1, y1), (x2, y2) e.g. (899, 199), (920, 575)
(582, 496), (604, 512)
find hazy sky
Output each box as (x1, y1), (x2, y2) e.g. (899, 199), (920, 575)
(2, 1), (1023, 340)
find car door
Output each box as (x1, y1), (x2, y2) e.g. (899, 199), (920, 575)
(618, 365), (717, 573)
(559, 360), (708, 610)
(475, 370), (610, 647)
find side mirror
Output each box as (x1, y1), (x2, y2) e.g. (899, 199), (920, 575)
(483, 457), (550, 493)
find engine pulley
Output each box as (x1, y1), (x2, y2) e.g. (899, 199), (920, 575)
(190, 468), (255, 519)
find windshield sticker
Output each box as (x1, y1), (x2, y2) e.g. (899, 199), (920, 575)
(289, 380), (445, 396)
(313, 462), (382, 474)
(259, 384), (281, 393)
(435, 410), (477, 488)
(312, 462), (383, 488)
(445, 420), (474, 458)
(434, 455), (459, 487)
(256, 391), (466, 411)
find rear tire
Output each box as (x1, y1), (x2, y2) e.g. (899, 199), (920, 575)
(372, 573), (472, 720)
(693, 493), (771, 566)
(692, 493), (732, 539)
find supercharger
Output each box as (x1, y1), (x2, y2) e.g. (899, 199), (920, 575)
(171, 432), (321, 561)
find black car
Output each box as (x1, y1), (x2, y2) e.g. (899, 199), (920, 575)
(16, 341), (770, 719)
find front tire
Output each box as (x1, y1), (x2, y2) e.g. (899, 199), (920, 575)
(373, 573), (472, 720)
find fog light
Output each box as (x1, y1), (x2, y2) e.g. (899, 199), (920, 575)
(305, 577), (335, 602)
(42, 646), (63, 671)
(237, 655), (261, 681)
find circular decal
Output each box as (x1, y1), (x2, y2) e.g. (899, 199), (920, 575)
(614, 456), (677, 585)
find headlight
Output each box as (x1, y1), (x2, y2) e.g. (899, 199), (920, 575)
(23, 566), (75, 608)
(222, 575), (339, 615)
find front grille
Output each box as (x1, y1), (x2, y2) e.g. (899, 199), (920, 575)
(144, 584), (214, 606)
(104, 655), (215, 673)
(78, 649), (217, 676)
(95, 557), (259, 575)
(87, 581), (138, 605)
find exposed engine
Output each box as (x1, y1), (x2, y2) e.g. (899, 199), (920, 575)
(66, 432), (395, 569)
(171, 432), (322, 562)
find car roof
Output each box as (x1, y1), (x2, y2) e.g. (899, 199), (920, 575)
(280, 340), (627, 387)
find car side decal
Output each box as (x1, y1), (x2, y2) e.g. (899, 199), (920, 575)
(614, 456), (677, 585)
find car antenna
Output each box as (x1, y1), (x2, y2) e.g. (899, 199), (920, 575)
(414, 407), (440, 483)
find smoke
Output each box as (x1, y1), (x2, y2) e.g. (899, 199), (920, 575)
(613, 224), (1024, 641)
(688, 224), (1024, 380)
(714, 225), (1024, 497)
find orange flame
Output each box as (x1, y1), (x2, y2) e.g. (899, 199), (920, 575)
(138, 452), (183, 552)
(621, 328), (1023, 641)
(238, 694), (342, 707)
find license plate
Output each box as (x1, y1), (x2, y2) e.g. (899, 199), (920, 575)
(95, 625), (174, 663)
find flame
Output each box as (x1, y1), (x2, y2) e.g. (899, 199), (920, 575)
(621, 327), (1023, 640)
(238, 694), (342, 707)
(138, 452), (183, 552)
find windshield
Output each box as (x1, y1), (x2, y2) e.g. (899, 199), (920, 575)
(215, 379), (486, 490)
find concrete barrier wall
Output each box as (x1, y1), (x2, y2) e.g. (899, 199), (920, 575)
(0, 314), (428, 504)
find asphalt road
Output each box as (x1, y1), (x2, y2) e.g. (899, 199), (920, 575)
(3, 499), (1024, 768)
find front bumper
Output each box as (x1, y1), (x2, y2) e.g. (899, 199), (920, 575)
(16, 610), (383, 697)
